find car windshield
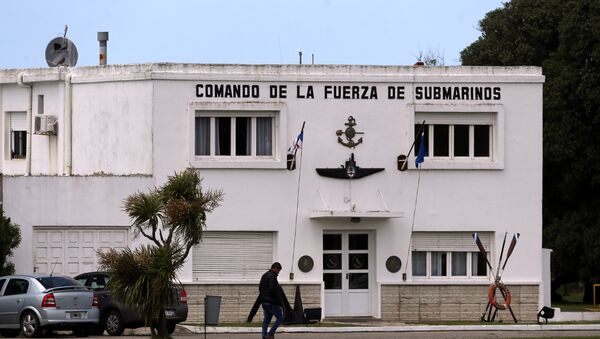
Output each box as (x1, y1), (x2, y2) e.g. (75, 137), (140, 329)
(36, 276), (80, 289)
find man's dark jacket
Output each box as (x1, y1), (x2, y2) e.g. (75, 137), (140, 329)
(258, 269), (283, 306)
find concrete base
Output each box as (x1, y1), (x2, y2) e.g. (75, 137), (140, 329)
(552, 309), (600, 322)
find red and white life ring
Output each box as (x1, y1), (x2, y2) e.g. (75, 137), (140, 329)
(488, 282), (512, 310)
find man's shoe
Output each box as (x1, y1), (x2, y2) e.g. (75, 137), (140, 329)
(267, 336), (274, 339)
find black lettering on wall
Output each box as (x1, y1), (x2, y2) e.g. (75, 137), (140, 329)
(387, 86), (405, 99)
(493, 87), (501, 100)
(270, 85), (287, 98)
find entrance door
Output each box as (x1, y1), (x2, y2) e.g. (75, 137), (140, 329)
(323, 231), (371, 316)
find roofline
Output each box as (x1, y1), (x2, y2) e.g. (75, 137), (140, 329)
(0, 63), (545, 85)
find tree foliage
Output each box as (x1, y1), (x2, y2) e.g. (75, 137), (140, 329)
(98, 169), (223, 337)
(0, 207), (21, 276)
(416, 47), (446, 66)
(461, 0), (600, 300)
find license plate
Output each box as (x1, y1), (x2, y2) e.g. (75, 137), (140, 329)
(165, 310), (175, 317)
(68, 312), (82, 319)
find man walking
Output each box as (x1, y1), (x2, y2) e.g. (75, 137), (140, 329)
(259, 262), (284, 339)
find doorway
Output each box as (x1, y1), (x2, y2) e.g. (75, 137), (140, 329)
(323, 231), (372, 316)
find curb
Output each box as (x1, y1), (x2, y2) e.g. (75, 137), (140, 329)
(180, 324), (600, 334)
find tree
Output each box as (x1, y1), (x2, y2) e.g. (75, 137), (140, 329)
(415, 47), (446, 66)
(98, 169), (223, 338)
(461, 0), (600, 302)
(0, 207), (21, 276)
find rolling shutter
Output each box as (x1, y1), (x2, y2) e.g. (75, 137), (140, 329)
(9, 112), (27, 131)
(411, 232), (491, 252)
(192, 231), (274, 281)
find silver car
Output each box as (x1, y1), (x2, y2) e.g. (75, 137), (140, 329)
(0, 274), (100, 338)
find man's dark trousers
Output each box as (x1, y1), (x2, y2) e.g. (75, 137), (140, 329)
(261, 302), (283, 339)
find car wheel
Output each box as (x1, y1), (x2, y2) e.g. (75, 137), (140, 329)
(105, 310), (125, 336)
(0, 329), (21, 338)
(21, 311), (42, 338)
(167, 322), (176, 335)
(72, 328), (89, 337)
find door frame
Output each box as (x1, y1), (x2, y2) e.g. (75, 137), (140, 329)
(323, 230), (375, 317)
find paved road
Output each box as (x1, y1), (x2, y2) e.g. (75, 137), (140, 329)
(74, 331), (600, 339)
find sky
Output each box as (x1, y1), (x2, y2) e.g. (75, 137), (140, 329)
(0, 0), (506, 69)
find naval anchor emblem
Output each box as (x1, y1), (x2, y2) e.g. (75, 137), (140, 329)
(336, 116), (363, 148)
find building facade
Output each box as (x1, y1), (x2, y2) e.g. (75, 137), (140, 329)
(0, 64), (543, 322)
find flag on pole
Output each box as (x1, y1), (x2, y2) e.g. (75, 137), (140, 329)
(289, 129), (304, 155)
(287, 122), (305, 171)
(415, 131), (426, 168)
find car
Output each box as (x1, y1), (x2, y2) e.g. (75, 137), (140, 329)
(74, 272), (188, 336)
(0, 274), (100, 338)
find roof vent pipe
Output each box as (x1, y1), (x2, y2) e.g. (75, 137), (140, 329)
(97, 32), (109, 65)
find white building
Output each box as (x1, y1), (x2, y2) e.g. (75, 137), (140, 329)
(0, 63), (543, 322)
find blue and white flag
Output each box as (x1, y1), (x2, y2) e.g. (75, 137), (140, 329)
(415, 131), (426, 168)
(288, 123), (305, 155)
(287, 122), (305, 171)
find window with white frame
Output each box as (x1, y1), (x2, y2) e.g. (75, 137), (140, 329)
(411, 232), (490, 279)
(195, 112), (275, 158)
(7, 112), (27, 160)
(415, 112), (496, 162)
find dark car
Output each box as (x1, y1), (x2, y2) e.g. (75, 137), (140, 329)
(74, 272), (188, 336)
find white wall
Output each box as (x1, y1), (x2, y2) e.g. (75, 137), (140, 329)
(3, 176), (153, 273)
(0, 65), (543, 290)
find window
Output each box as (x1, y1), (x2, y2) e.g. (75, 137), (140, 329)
(7, 112), (27, 160)
(411, 232), (491, 279)
(415, 123), (491, 159)
(36, 276), (80, 289)
(195, 113), (275, 158)
(414, 108), (503, 169)
(3, 279), (29, 296)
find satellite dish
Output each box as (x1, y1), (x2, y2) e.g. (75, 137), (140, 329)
(45, 37), (78, 67)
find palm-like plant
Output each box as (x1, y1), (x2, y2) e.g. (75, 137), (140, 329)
(98, 169), (223, 338)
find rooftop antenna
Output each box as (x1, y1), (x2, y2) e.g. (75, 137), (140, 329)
(311, 53), (314, 65)
(299, 50), (303, 65)
(45, 25), (78, 67)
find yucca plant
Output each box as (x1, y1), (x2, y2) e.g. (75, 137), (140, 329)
(98, 169), (223, 338)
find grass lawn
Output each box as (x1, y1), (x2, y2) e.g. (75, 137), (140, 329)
(552, 281), (600, 312)
(553, 302), (600, 312)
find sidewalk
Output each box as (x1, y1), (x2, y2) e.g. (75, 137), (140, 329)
(178, 323), (600, 335)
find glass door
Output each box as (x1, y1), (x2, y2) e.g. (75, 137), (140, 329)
(323, 232), (371, 316)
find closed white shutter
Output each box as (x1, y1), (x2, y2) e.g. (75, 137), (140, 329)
(192, 231), (274, 281)
(9, 112), (27, 131)
(412, 232), (491, 252)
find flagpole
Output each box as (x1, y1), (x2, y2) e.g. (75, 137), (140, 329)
(402, 167), (422, 279)
(290, 122), (305, 280)
(401, 124), (427, 279)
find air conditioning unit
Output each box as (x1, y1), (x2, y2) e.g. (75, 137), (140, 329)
(34, 115), (57, 135)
